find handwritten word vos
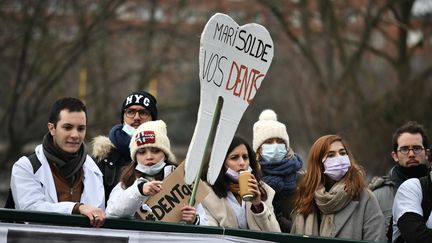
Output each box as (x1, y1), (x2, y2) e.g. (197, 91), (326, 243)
(212, 22), (272, 63)
(143, 183), (193, 221)
(201, 50), (227, 87)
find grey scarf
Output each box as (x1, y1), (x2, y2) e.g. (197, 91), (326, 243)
(291, 182), (351, 237)
(42, 133), (86, 185)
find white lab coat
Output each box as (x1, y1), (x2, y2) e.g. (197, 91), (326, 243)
(11, 144), (105, 213)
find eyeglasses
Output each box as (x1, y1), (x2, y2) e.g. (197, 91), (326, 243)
(397, 145), (424, 155)
(124, 108), (150, 119)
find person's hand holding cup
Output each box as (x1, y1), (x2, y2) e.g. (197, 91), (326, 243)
(239, 171), (263, 213)
(239, 171), (254, 201)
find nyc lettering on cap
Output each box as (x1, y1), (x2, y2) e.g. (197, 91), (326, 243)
(121, 91), (158, 123)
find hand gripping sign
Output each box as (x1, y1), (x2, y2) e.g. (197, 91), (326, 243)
(185, 13), (274, 201)
(136, 162), (209, 222)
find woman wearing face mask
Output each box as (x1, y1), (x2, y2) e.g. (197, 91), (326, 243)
(201, 136), (281, 232)
(252, 109), (304, 232)
(106, 120), (207, 225)
(290, 135), (385, 241)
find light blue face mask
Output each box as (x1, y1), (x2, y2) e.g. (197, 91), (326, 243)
(135, 159), (166, 176)
(261, 143), (287, 162)
(122, 123), (136, 137)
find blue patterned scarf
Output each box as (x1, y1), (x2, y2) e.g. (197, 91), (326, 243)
(108, 124), (131, 159)
(260, 153), (303, 194)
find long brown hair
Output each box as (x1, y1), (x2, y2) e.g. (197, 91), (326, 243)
(293, 134), (365, 216)
(209, 136), (268, 201)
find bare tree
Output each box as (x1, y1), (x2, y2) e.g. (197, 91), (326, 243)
(255, 0), (432, 175)
(0, 0), (125, 169)
(1, 0), (430, 180)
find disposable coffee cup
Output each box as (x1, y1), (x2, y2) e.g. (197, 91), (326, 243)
(239, 171), (253, 201)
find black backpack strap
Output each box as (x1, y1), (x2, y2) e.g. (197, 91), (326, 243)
(4, 153), (41, 209)
(27, 153), (42, 174)
(419, 175), (432, 221)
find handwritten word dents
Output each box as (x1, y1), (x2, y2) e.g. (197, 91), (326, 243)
(226, 60), (264, 104)
(212, 22), (272, 63)
(148, 183), (193, 221)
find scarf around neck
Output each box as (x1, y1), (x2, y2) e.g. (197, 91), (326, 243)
(391, 164), (428, 189)
(42, 133), (86, 185)
(108, 124), (132, 159)
(291, 182), (351, 237)
(260, 153), (303, 194)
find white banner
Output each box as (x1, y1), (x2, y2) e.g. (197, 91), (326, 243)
(0, 222), (274, 243)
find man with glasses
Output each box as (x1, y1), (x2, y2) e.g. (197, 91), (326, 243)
(369, 121), (430, 242)
(91, 91), (158, 204)
(392, 154), (432, 242)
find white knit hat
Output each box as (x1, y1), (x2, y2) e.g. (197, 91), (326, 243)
(129, 120), (176, 164)
(252, 109), (289, 151)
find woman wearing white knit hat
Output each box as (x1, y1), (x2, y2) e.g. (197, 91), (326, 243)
(106, 120), (207, 225)
(253, 109), (304, 233)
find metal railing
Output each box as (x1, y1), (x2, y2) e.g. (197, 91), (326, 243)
(0, 209), (377, 243)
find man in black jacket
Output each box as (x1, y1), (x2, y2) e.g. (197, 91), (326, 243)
(91, 91), (157, 203)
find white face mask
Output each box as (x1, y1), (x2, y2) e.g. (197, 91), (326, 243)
(225, 166), (252, 182)
(323, 155), (351, 181)
(122, 123), (136, 137)
(136, 158), (166, 175)
(261, 143), (287, 162)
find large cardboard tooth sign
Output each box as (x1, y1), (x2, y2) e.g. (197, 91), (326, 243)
(185, 13), (274, 185)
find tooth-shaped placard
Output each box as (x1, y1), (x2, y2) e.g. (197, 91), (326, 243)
(185, 13), (274, 185)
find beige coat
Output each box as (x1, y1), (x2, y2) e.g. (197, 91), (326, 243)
(201, 182), (281, 232)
